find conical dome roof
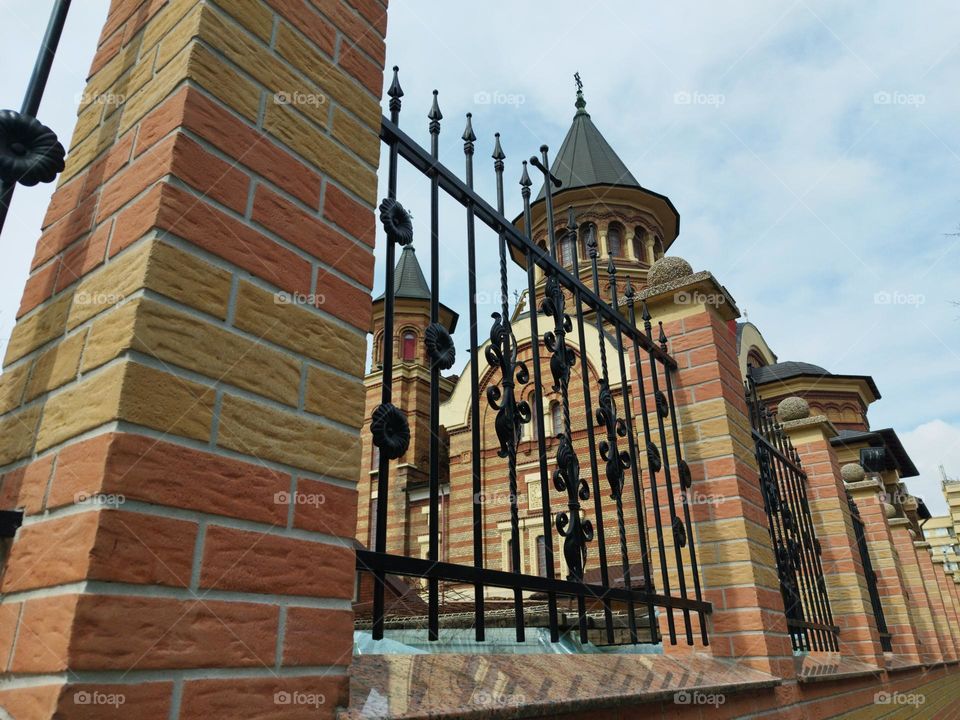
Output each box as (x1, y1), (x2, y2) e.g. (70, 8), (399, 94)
(536, 90), (641, 200)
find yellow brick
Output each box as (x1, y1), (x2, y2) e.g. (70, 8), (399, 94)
(60, 101), (123, 184)
(145, 241), (232, 319)
(154, 2), (205, 69)
(0, 362), (31, 414)
(24, 330), (88, 401)
(274, 22), (379, 130)
(305, 366), (364, 426)
(119, 361), (215, 441)
(35, 363), (126, 451)
(0, 404), (41, 465)
(4, 294), (72, 365)
(264, 102), (375, 204)
(67, 242), (152, 329)
(232, 281), (365, 377)
(115, 42), (192, 137)
(184, 43), (261, 123)
(197, 9), (324, 128)
(332, 107), (379, 167)
(80, 300), (140, 373)
(206, 0), (273, 42)
(676, 397), (726, 424)
(680, 435), (735, 462)
(217, 394), (359, 480)
(703, 562), (779, 589)
(129, 298), (301, 405)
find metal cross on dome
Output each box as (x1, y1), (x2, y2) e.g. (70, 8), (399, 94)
(574, 72), (583, 91)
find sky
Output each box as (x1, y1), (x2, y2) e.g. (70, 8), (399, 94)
(1, 0), (958, 512)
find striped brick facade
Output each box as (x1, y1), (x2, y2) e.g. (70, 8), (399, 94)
(0, 0), (386, 717)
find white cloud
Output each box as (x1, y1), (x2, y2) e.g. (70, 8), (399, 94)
(900, 419), (960, 516)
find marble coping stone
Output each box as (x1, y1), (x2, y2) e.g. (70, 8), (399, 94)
(340, 653), (780, 719)
(795, 653), (882, 684)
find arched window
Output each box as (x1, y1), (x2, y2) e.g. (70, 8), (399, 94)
(607, 223), (623, 258)
(559, 232), (576, 267)
(653, 236), (664, 260)
(401, 330), (416, 361)
(537, 535), (547, 577)
(632, 228), (646, 262)
(550, 401), (563, 437)
(579, 223), (596, 259)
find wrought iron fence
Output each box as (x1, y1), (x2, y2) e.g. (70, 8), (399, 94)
(847, 492), (893, 652)
(744, 372), (839, 651)
(357, 68), (711, 647)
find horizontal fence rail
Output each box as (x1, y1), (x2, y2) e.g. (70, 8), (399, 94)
(358, 68), (711, 648)
(745, 371), (839, 652)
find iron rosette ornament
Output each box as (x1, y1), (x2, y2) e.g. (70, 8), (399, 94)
(370, 402), (410, 460)
(378, 197), (413, 246)
(424, 322), (455, 370)
(484, 311), (530, 457)
(0, 110), (65, 186)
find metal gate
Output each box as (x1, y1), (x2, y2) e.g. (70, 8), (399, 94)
(745, 372), (839, 651)
(357, 68), (711, 647)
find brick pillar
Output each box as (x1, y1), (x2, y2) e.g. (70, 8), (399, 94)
(914, 540), (960, 662)
(781, 418), (883, 665)
(636, 273), (794, 678)
(0, 1), (386, 717)
(889, 519), (944, 664)
(932, 560), (960, 658)
(846, 478), (923, 663)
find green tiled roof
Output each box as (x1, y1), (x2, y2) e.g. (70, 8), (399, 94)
(536, 91), (640, 200)
(375, 246), (430, 301)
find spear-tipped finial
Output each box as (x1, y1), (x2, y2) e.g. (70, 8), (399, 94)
(607, 257), (617, 276)
(624, 280), (635, 299)
(428, 89), (442, 121)
(462, 113), (475, 143)
(519, 160), (532, 187)
(641, 299), (652, 324)
(566, 206), (576, 229)
(492, 132), (505, 160)
(388, 66), (403, 99)
(658, 321), (668, 348)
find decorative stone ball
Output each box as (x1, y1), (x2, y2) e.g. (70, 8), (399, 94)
(647, 256), (693, 288)
(883, 503), (896, 519)
(840, 463), (866, 484)
(777, 396), (810, 422)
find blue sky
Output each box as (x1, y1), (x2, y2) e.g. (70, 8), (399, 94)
(1, 0), (958, 511)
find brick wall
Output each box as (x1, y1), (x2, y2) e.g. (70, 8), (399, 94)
(0, 0), (387, 717)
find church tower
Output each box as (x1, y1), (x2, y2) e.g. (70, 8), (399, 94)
(513, 81), (680, 298)
(359, 246), (458, 556)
